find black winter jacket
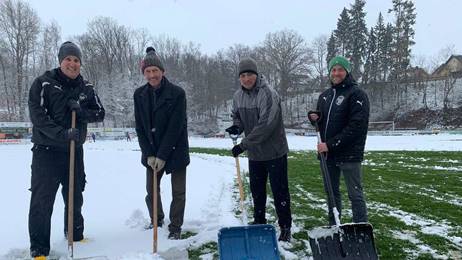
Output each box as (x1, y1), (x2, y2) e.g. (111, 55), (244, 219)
(316, 74), (369, 163)
(134, 77), (190, 173)
(28, 68), (105, 149)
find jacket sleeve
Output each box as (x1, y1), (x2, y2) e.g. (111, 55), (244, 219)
(240, 89), (280, 150)
(28, 78), (66, 140)
(326, 89), (370, 151)
(81, 83), (105, 123)
(156, 89), (187, 161)
(134, 92), (155, 157)
(231, 93), (243, 133)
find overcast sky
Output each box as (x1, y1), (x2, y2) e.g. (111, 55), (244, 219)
(27, 0), (460, 60)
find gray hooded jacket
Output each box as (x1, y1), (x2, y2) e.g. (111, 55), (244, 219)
(232, 75), (288, 161)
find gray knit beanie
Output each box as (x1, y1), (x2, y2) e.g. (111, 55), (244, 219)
(238, 58), (258, 76)
(141, 47), (164, 73)
(58, 41), (82, 64)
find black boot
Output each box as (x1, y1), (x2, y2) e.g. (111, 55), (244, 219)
(168, 230), (181, 240)
(278, 227), (291, 242)
(145, 219), (164, 230)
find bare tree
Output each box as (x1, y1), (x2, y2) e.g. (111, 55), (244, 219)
(0, 0), (40, 120)
(260, 29), (313, 99)
(311, 35), (328, 88)
(0, 43), (15, 119)
(39, 21), (61, 71)
(78, 16), (141, 127)
(259, 30), (314, 124)
(412, 54), (430, 109)
(443, 75), (457, 111)
(428, 44), (456, 73)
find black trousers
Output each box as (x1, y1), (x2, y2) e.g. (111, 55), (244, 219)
(248, 154), (292, 228)
(145, 167), (186, 233)
(28, 145), (86, 257)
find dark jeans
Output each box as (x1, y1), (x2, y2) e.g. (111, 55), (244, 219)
(145, 167), (186, 233)
(248, 154), (292, 228)
(29, 145), (86, 257)
(323, 161), (368, 225)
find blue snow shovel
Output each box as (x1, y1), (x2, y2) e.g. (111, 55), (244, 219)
(218, 225), (279, 260)
(308, 122), (378, 259)
(217, 134), (280, 260)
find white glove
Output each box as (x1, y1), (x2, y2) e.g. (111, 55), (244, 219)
(147, 156), (156, 170)
(153, 158), (165, 173)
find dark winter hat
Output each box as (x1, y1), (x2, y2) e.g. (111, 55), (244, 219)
(141, 47), (164, 73)
(328, 56), (351, 74)
(58, 41), (82, 64)
(238, 57), (258, 76)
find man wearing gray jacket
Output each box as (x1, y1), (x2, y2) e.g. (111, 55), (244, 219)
(226, 57), (292, 242)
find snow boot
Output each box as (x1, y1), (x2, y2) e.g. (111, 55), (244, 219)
(278, 227), (291, 242)
(168, 230), (181, 240)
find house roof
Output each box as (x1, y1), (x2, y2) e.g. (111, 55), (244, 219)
(432, 54), (462, 76)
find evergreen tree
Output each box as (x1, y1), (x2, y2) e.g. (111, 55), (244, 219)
(381, 23), (394, 81)
(363, 27), (377, 83)
(326, 32), (338, 68)
(334, 8), (351, 57)
(374, 13), (386, 81)
(348, 0), (368, 79)
(388, 0), (416, 81)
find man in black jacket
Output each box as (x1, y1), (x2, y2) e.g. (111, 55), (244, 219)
(28, 41), (105, 259)
(134, 47), (190, 240)
(308, 56), (369, 225)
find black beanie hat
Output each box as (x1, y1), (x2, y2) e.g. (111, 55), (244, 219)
(58, 41), (82, 64)
(141, 47), (164, 73)
(238, 57), (258, 76)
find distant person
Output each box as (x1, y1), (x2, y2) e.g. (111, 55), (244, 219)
(91, 132), (96, 142)
(308, 56), (370, 225)
(225, 57), (292, 242)
(125, 131), (131, 142)
(134, 47), (190, 240)
(27, 41), (105, 259)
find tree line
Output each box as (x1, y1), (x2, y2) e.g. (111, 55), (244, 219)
(0, 0), (431, 129)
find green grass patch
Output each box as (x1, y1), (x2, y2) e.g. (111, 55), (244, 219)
(188, 241), (218, 260)
(187, 149), (462, 259)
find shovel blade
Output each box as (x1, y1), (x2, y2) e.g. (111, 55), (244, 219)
(309, 223), (378, 260)
(218, 224), (280, 260)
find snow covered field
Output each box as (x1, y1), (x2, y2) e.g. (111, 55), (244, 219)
(0, 134), (461, 259)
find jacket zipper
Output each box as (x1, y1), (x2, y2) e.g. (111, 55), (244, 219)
(324, 88), (336, 142)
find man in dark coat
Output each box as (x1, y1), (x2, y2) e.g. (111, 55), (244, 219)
(28, 41), (105, 259)
(134, 47), (190, 240)
(226, 58), (292, 242)
(308, 55), (370, 225)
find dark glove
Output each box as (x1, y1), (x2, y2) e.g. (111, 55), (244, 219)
(64, 128), (80, 141)
(308, 110), (321, 126)
(231, 144), (244, 157)
(225, 125), (240, 135)
(67, 99), (81, 112)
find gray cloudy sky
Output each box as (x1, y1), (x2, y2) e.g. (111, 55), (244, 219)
(27, 0), (460, 60)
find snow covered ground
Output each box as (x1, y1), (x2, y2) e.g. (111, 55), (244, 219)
(0, 134), (461, 259)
